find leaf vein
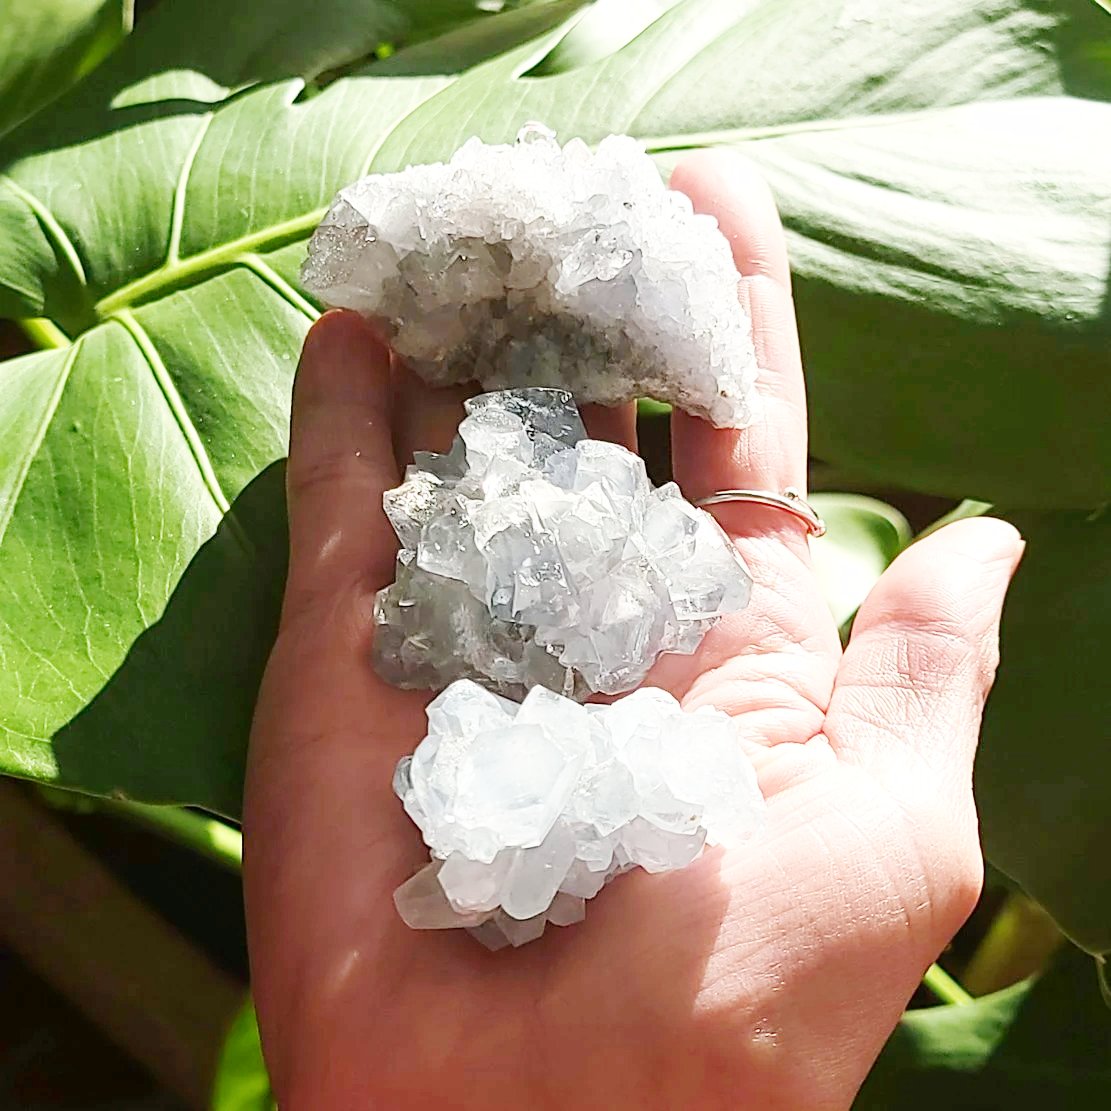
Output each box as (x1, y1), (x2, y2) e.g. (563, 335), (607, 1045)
(239, 254), (320, 320)
(0, 341), (82, 551)
(110, 311), (252, 559)
(166, 113), (215, 265)
(95, 208), (325, 316)
(0, 173), (89, 288)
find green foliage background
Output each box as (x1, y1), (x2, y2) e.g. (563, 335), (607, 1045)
(0, 1), (1109, 1103)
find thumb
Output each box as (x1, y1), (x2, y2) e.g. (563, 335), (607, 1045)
(826, 517), (1024, 801)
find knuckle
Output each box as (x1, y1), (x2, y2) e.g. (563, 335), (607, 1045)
(936, 832), (985, 936)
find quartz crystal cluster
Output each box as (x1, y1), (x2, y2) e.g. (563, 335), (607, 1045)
(393, 681), (765, 949)
(302, 127), (770, 949)
(373, 388), (752, 698)
(301, 124), (758, 427)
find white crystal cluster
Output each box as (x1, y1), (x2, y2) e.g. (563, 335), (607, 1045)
(393, 681), (765, 948)
(373, 389), (752, 698)
(301, 123), (758, 428)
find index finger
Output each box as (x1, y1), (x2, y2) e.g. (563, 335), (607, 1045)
(283, 311), (399, 621)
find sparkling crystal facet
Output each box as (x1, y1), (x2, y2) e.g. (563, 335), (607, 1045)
(373, 388), (752, 698)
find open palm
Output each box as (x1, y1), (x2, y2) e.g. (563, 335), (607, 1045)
(244, 152), (1023, 1110)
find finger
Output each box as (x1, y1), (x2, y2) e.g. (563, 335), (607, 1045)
(668, 150), (809, 552)
(390, 353), (474, 466)
(284, 311), (399, 618)
(581, 402), (637, 451)
(826, 517), (1025, 799)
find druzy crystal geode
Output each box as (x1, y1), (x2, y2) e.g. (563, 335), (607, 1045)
(373, 388), (752, 699)
(302, 124), (758, 427)
(393, 681), (766, 948)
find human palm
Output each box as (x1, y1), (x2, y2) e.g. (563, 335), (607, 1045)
(245, 152), (1023, 1110)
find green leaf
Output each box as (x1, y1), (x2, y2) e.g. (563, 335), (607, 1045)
(211, 999), (274, 1111)
(0, 0), (131, 140)
(857, 944), (1111, 1107)
(808, 493), (911, 628)
(524, 0), (682, 76)
(361, 0), (594, 78)
(975, 508), (1111, 956)
(0, 0), (1108, 813)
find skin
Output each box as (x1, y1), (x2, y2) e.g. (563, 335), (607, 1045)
(244, 151), (1025, 1110)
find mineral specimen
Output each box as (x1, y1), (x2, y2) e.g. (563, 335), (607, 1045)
(301, 123), (758, 428)
(373, 388), (752, 698)
(393, 681), (766, 948)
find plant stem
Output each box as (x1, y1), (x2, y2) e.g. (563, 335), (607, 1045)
(962, 892), (1064, 996)
(101, 799), (243, 873)
(18, 316), (70, 349)
(922, 962), (974, 1007)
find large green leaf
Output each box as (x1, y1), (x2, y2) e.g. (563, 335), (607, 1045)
(856, 944), (1111, 1107)
(0, 0), (131, 140)
(524, 0), (682, 75)
(0, 0), (1108, 815)
(976, 508), (1111, 956)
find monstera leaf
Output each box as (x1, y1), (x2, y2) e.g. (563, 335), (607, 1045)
(372, 0), (1111, 508)
(0, 0), (1108, 861)
(0, 0), (132, 139)
(0, 0), (589, 816)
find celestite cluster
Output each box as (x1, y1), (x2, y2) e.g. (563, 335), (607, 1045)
(393, 681), (766, 949)
(373, 389), (752, 698)
(301, 124), (758, 428)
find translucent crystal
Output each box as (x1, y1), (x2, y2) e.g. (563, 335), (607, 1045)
(302, 125), (758, 428)
(496, 912), (549, 948)
(373, 388), (752, 699)
(393, 861), (485, 930)
(393, 680), (766, 948)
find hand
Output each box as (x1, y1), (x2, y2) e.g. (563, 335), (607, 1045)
(244, 151), (1024, 1110)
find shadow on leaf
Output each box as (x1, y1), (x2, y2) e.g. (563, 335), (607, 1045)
(51, 461), (288, 820)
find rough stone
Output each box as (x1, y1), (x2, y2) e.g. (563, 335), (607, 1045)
(302, 124), (758, 427)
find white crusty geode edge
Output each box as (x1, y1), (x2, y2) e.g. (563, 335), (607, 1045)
(301, 124), (761, 428)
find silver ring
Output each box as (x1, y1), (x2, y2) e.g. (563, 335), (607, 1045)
(694, 487), (826, 538)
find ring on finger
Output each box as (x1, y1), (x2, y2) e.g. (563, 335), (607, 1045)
(693, 487), (826, 538)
